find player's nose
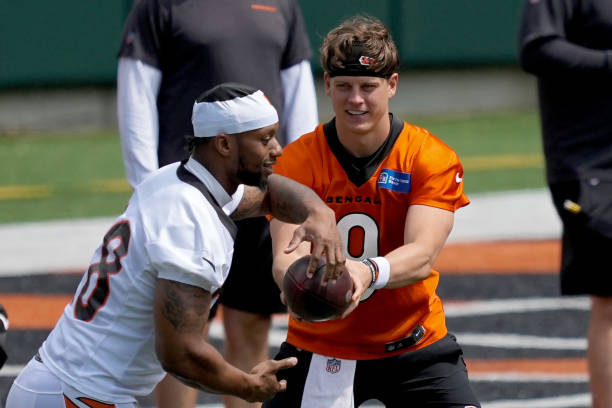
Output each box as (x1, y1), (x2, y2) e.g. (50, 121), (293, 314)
(269, 137), (282, 157)
(347, 87), (365, 105)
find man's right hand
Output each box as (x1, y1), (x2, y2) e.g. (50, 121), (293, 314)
(243, 357), (298, 402)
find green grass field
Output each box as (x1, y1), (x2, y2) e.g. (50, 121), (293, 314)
(0, 109), (546, 224)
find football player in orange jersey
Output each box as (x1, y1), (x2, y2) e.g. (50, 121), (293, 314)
(265, 16), (481, 408)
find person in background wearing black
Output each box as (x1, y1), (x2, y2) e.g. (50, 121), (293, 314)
(519, 1), (612, 407)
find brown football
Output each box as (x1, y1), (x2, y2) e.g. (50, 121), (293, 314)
(282, 255), (353, 322)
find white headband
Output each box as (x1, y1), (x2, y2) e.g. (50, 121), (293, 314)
(192, 86), (278, 138)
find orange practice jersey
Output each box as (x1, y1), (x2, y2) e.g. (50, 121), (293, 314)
(273, 117), (469, 360)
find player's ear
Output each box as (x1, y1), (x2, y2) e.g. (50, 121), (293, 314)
(324, 72), (332, 96)
(213, 133), (233, 157)
(387, 73), (398, 99)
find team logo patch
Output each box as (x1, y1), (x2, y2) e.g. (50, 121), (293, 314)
(359, 56), (375, 66)
(377, 169), (411, 193)
(326, 358), (341, 374)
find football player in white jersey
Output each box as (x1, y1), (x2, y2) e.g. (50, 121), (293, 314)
(6, 83), (346, 408)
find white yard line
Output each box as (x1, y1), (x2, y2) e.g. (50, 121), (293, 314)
(455, 332), (586, 350)
(482, 393), (591, 408)
(471, 372), (588, 383)
(444, 297), (590, 317)
(0, 216), (113, 275)
(0, 365), (23, 377)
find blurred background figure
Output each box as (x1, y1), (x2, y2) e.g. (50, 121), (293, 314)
(117, 1), (317, 407)
(0, 304), (7, 370)
(519, 1), (612, 407)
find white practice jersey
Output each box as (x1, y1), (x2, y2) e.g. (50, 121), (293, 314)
(39, 159), (242, 403)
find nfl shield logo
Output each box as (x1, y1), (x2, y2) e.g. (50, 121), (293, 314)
(326, 358), (341, 374)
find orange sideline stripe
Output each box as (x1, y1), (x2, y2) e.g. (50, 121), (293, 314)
(0, 294), (228, 329)
(435, 240), (561, 274)
(1, 294), (72, 329)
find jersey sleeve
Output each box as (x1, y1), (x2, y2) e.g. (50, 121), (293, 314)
(273, 134), (317, 189)
(280, 0), (313, 69)
(519, 0), (612, 75)
(143, 193), (229, 293)
(409, 133), (469, 212)
(519, 0), (569, 50)
(118, 0), (169, 69)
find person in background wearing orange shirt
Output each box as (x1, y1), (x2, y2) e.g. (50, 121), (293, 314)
(265, 15), (480, 408)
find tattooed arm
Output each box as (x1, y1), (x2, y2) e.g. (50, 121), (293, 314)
(232, 174), (346, 280)
(153, 278), (296, 401)
(231, 174), (320, 222)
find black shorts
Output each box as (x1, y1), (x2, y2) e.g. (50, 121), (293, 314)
(550, 181), (612, 296)
(218, 216), (286, 315)
(263, 334), (480, 408)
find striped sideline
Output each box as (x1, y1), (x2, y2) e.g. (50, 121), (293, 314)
(0, 295), (590, 408)
(1, 296), (589, 379)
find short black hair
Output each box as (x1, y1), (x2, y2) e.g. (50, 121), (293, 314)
(185, 133), (212, 154)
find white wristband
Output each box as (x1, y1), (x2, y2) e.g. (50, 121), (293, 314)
(369, 256), (390, 289)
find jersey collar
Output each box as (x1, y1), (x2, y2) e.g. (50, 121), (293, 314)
(324, 113), (404, 187)
(184, 157), (233, 209)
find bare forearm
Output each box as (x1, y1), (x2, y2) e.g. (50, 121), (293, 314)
(154, 279), (253, 400)
(232, 174), (329, 222)
(378, 205), (452, 288)
(383, 243), (437, 288)
(266, 174), (331, 224)
(521, 38), (612, 76)
(258, 175), (345, 280)
(164, 342), (252, 398)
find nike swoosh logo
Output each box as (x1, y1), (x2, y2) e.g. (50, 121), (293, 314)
(455, 172), (463, 183)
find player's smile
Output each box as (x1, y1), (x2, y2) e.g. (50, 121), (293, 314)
(346, 110), (368, 116)
(262, 161), (276, 176)
(344, 109), (370, 127)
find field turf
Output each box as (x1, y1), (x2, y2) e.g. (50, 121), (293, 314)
(0, 109), (546, 224)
